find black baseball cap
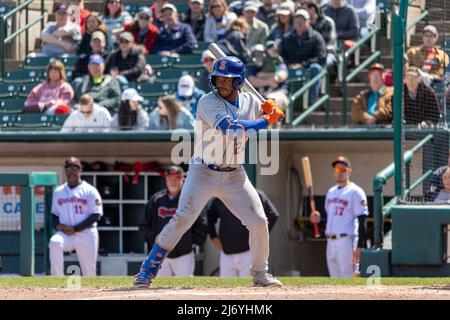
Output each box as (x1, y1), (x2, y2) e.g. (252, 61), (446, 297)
(331, 156), (351, 168)
(165, 165), (184, 176)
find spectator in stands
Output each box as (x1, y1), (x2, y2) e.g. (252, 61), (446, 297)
(153, 4), (197, 55)
(267, 3), (294, 43)
(204, 0), (237, 43)
(434, 168), (450, 204)
(111, 88), (149, 130)
(68, 0), (90, 33)
(202, 190), (279, 278)
(23, 60), (74, 114)
(303, 1), (337, 68)
(346, 0), (375, 35)
(322, 0), (359, 46)
(351, 63), (393, 125)
(62, 94), (112, 132)
(198, 50), (216, 93)
(280, 9), (326, 104)
(74, 54), (121, 112)
(407, 25), (449, 85)
(149, 95), (195, 130)
(243, 2), (270, 48)
(138, 165), (207, 277)
(105, 32), (153, 83)
(427, 152), (450, 201)
(123, 7), (159, 55)
(181, 0), (207, 41)
(150, 0), (169, 27)
(228, 0), (247, 16)
(101, 0), (132, 43)
(404, 66), (441, 126)
(257, 0), (278, 27)
(73, 31), (109, 80)
(248, 41), (288, 93)
(217, 17), (251, 65)
(38, 3), (81, 57)
(77, 12), (113, 56)
(174, 75), (205, 118)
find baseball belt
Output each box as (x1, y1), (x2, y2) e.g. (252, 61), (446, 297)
(326, 233), (349, 240)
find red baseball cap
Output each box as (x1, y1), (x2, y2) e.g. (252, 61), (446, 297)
(65, 157), (82, 169)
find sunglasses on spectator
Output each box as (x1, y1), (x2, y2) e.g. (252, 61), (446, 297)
(65, 165), (81, 172)
(119, 39), (130, 44)
(333, 167), (348, 174)
(108, 0), (121, 4)
(139, 15), (150, 20)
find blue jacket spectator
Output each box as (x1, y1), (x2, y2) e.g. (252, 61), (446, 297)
(322, 0), (360, 41)
(174, 75), (205, 118)
(154, 4), (197, 54)
(280, 9), (326, 104)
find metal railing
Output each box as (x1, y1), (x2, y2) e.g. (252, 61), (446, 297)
(287, 69), (329, 127)
(340, 27), (381, 126)
(372, 133), (434, 247)
(0, 0), (45, 78)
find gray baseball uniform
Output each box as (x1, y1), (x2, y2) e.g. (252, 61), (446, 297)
(155, 91), (270, 273)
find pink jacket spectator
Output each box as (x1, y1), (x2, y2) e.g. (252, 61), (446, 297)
(23, 80), (74, 113)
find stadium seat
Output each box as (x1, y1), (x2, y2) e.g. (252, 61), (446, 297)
(0, 98), (26, 113)
(0, 114), (16, 128)
(0, 5), (12, 16)
(23, 56), (57, 70)
(135, 82), (176, 97)
(175, 3), (189, 14)
(193, 41), (209, 55)
(442, 39), (450, 56)
(13, 113), (53, 129)
(18, 83), (36, 98)
(172, 54), (203, 69)
(146, 55), (176, 69)
(124, 4), (140, 16)
(0, 83), (18, 99)
(154, 68), (202, 83)
(52, 114), (70, 128)
(142, 97), (159, 112)
(61, 56), (77, 70)
(3, 69), (43, 84)
(287, 68), (309, 94)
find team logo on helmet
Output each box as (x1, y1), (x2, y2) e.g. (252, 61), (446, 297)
(219, 60), (227, 70)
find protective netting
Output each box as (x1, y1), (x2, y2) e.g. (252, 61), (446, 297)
(400, 1), (450, 205)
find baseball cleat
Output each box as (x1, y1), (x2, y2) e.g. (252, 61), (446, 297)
(133, 271), (151, 288)
(252, 272), (283, 287)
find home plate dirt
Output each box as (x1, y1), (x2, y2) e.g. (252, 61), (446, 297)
(2, 285), (450, 300)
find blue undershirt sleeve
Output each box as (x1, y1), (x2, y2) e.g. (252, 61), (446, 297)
(217, 118), (269, 135)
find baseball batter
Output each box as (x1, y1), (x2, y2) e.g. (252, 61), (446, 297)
(49, 157), (103, 276)
(310, 156), (368, 278)
(134, 56), (285, 288)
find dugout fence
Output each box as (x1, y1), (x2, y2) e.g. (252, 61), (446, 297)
(0, 172), (57, 276)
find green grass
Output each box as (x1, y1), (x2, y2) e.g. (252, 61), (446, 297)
(0, 276), (449, 289)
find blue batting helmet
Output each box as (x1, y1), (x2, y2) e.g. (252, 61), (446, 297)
(209, 56), (246, 90)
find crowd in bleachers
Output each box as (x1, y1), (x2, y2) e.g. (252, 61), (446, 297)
(1, 0), (449, 131)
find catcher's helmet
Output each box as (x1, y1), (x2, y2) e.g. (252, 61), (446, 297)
(209, 56), (246, 90)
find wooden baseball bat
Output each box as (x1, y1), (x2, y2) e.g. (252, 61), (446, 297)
(208, 43), (266, 103)
(301, 157), (320, 238)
